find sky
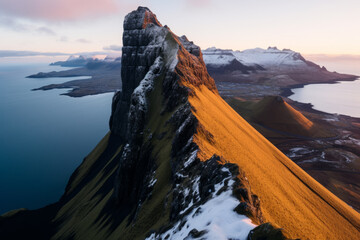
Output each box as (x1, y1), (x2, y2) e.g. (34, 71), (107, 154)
(0, 0), (360, 56)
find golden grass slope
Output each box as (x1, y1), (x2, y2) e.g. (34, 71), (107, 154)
(185, 84), (360, 240)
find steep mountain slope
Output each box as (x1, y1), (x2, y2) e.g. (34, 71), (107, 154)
(187, 85), (360, 239)
(1, 7), (360, 240)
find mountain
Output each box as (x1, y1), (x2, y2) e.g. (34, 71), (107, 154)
(50, 55), (89, 67)
(202, 47), (264, 75)
(1, 7), (360, 240)
(203, 47), (357, 100)
(50, 54), (121, 67)
(234, 47), (308, 68)
(204, 46), (320, 69)
(227, 96), (330, 138)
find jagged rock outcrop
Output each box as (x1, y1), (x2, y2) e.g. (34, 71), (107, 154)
(248, 222), (295, 240)
(110, 7), (164, 139)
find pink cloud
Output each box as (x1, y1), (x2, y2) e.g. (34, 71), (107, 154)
(0, 0), (120, 21)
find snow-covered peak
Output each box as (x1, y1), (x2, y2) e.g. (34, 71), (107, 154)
(65, 55), (107, 62)
(233, 47), (307, 67)
(205, 46), (217, 51)
(203, 47), (236, 66)
(104, 53), (122, 61)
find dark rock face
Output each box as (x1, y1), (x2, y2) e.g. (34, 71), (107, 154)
(110, 7), (187, 221)
(178, 35), (201, 58)
(110, 6), (164, 139)
(169, 153), (264, 225)
(207, 59), (263, 75)
(248, 222), (296, 240)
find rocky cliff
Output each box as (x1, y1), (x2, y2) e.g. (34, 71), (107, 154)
(108, 7), (264, 238)
(1, 6), (360, 240)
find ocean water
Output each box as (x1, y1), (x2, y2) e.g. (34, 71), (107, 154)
(0, 61), (114, 214)
(290, 57), (360, 118)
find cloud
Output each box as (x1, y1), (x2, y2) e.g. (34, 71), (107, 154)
(0, 50), (112, 58)
(0, 50), (67, 57)
(103, 45), (122, 51)
(0, 0), (121, 21)
(76, 38), (91, 44)
(304, 54), (360, 61)
(0, 16), (57, 36)
(36, 26), (56, 36)
(0, 17), (30, 31)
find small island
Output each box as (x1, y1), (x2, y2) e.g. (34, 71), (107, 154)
(28, 55), (122, 97)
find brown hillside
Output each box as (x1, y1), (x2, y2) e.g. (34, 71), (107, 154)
(228, 96), (331, 138)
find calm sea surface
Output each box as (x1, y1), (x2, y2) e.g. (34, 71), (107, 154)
(290, 57), (360, 118)
(0, 60), (113, 214)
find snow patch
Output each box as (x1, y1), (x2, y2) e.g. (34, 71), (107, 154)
(203, 48), (236, 66)
(286, 147), (313, 158)
(184, 149), (198, 168)
(163, 34), (179, 71)
(335, 137), (360, 146)
(179, 176), (201, 215)
(146, 171), (256, 240)
(177, 115), (193, 134)
(131, 56), (163, 111)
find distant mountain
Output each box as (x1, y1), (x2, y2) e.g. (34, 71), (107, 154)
(50, 55), (89, 67)
(50, 54), (121, 67)
(203, 47), (264, 75)
(235, 47), (308, 67)
(203, 46), (357, 100)
(203, 46), (310, 69)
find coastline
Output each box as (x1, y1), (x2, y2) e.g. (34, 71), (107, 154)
(280, 76), (359, 98)
(28, 62), (121, 97)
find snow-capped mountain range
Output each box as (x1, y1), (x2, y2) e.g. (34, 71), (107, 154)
(203, 46), (309, 69)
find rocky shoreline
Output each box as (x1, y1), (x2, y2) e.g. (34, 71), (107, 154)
(28, 60), (121, 97)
